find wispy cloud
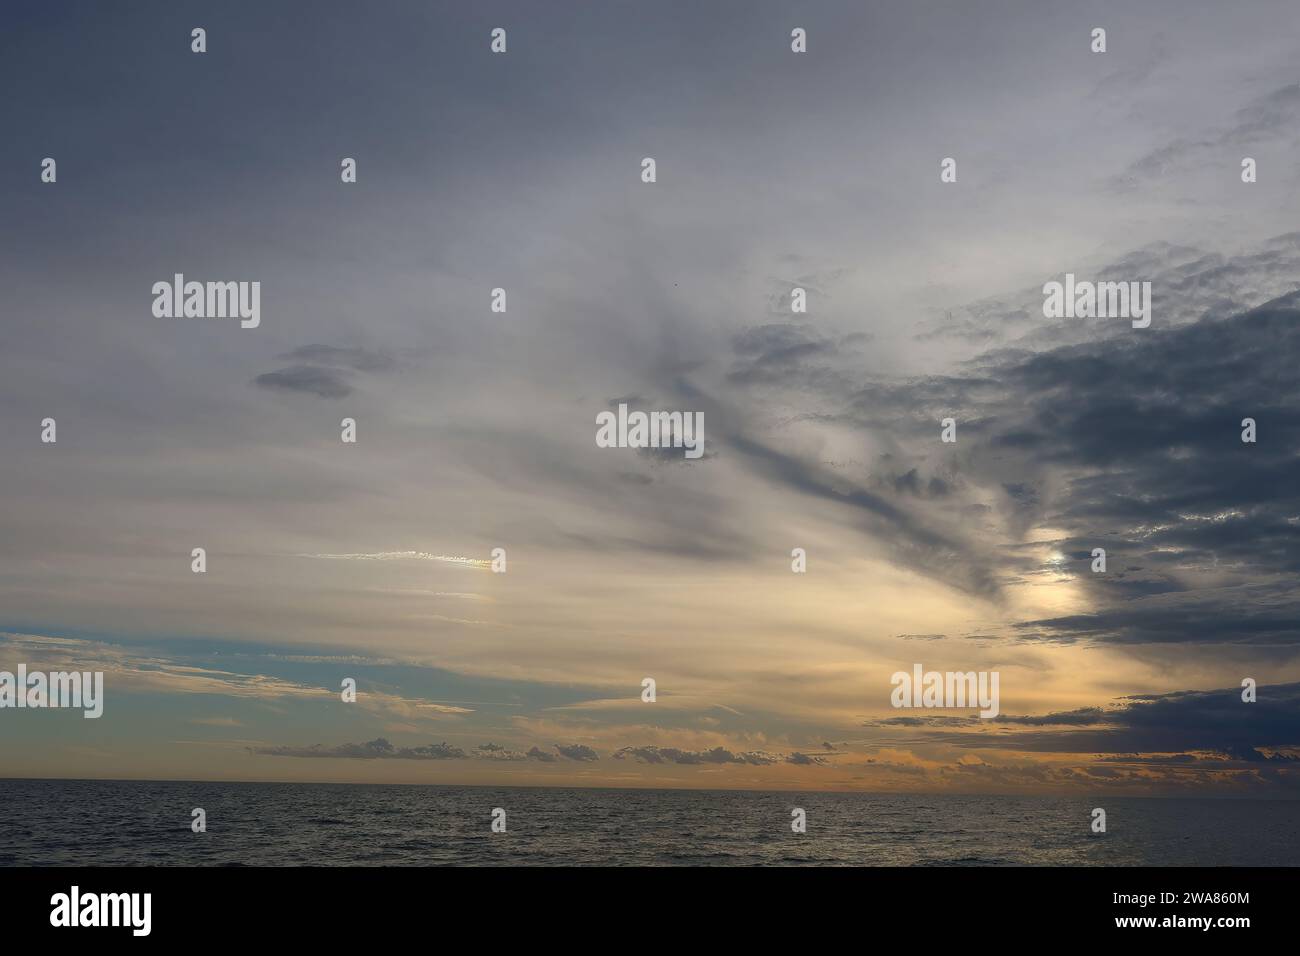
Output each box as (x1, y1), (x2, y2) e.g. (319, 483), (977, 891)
(294, 552), (491, 567)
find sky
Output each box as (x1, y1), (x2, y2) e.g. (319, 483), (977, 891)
(2, 0), (1300, 795)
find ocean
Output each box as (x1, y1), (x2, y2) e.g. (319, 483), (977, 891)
(1, 779), (1297, 866)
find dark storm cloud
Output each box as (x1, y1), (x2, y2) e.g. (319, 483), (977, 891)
(1001, 302), (1300, 470)
(879, 683), (1300, 762)
(995, 708), (1109, 726)
(804, 288), (1300, 646)
(1023, 683), (1300, 760)
(1014, 585), (1300, 646)
(874, 709), (1109, 728)
(982, 295), (1300, 645)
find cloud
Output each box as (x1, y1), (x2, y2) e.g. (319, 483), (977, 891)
(785, 752), (826, 766)
(255, 739), (830, 768)
(881, 682), (1300, 765)
(0, 632), (474, 727)
(474, 743), (528, 761)
(725, 432), (1004, 598)
(992, 708), (1108, 727)
(295, 552), (491, 567)
(253, 738), (467, 760)
(727, 323), (860, 385)
(554, 743), (600, 761)
(0, 632), (334, 703)
(827, 288), (1300, 647)
(1014, 586), (1300, 647)
(1113, 84), (1300, 190)
(253, 345), (396, 399)
(254, 365), (352, 399)
(461, 743), (581, 762)
(612, 745), (785, 766)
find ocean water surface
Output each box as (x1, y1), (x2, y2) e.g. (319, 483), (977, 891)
(1, 779), (1297, 866)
